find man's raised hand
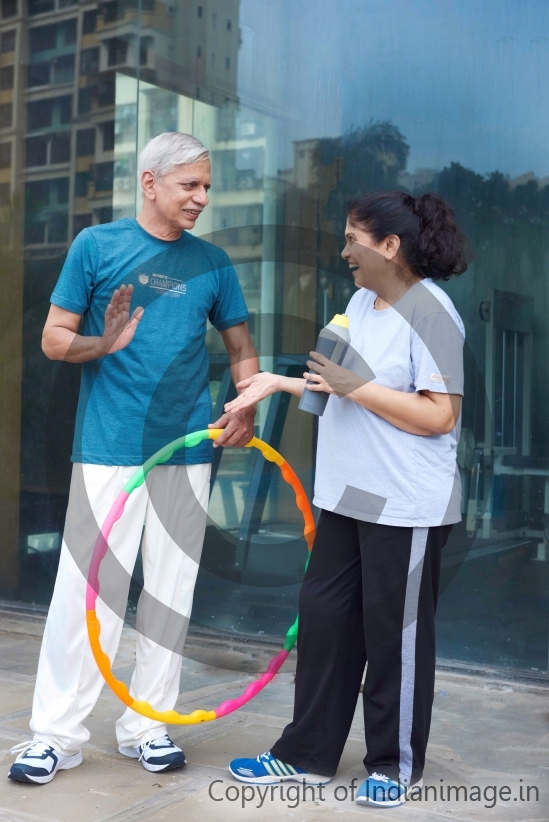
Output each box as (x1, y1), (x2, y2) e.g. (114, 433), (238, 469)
(102, 284), (144, 355)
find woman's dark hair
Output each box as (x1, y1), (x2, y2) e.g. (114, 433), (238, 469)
(347, 190), (470, 281)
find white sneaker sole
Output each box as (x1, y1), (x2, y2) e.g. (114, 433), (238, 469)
(228, 765), (332, 786)
(118, 745), (186, 773)
(9, 751), (82, 785)
(356, 778), (424, 807)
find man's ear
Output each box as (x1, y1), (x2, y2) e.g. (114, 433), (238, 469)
(140, 170), (156, 201)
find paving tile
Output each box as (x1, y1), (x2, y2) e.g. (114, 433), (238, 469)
(0, 617), (546, 822)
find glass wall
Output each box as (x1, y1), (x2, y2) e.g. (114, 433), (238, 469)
(1, 0), (549, 676)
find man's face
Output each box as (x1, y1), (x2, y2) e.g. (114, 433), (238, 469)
(144, 159), (212, 231)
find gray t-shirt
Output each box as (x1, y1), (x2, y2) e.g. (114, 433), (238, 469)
(313, 279), (465, 528)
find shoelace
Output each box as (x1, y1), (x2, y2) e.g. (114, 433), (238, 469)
(257, 751), (272, 763)
(370, 772), (391, 783)
(10, 740), (50, 757)
(138, 735), (171, 762)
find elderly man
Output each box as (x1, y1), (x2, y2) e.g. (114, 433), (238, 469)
(9, 132), (258, 784)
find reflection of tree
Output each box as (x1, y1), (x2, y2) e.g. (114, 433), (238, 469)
(316, 122), (549, 278)
(423, 161), (549, 335)
(319, 120), (410, 235)
(429, 161), (549, 458)
(314, 124), (549, 316)
(280, 118), (549, 542)
(431, 163), (549, 285)
(283, 116), (549, 335)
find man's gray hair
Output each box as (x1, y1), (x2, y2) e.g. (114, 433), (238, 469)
(138, 132), (209, 193)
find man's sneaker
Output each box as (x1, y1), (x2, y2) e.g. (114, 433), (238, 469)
(118, 734), (186, 772)
(356, 772), (423, 807)
(8, 741), (82, 785)
(229, 751), (332, 785)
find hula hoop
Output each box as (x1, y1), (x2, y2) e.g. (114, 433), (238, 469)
(86, 428), (315, 725)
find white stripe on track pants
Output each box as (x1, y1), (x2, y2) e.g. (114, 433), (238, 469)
(30, 461), (210, 755)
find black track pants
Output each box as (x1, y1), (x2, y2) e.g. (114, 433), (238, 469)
(270, 510), (451, 784)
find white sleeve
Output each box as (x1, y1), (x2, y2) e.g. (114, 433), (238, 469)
(411, 310), (464, 395)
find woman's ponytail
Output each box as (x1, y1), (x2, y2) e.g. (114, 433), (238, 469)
(348, 190), (470, 281)
(411, 192), (469, 279)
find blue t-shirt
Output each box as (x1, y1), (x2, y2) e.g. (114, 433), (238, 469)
(51, 218), (249, 466)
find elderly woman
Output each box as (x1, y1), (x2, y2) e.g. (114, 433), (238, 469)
(228, 190), (468, 808)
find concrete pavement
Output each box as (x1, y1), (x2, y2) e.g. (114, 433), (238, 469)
(0, 607), (547, 822)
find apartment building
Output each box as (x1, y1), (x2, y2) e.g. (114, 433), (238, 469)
(0, 0), (239, 258)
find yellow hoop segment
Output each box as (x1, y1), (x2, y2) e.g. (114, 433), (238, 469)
(86, 429), (315, 724)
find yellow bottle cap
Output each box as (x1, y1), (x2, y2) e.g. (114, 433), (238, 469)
(329, 314), (349, 329)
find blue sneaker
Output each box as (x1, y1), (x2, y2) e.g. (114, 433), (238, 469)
(356, 772), (423, 807)
(229, 751), (332, 785)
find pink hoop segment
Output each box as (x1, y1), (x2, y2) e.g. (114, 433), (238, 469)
(86, 429), (314, 725)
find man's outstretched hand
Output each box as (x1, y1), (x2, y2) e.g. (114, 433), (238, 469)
(102, 284), (144, 355)
(209, 409), (255, 448)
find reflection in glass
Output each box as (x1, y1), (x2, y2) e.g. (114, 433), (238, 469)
(0, 0), (548, 675)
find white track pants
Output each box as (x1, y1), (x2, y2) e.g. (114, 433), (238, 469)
(30, 462), (210, 755)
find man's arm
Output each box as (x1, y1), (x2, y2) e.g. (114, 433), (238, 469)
(209, 321), (259, 447)
(222, 321), (259, 390)
(42, 285), (144, 362)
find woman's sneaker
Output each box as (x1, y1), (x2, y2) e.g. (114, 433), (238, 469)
(229, 751), (332, 785)
(356, 772), (423, 807)
(118, 734), (186, 772)
(8, 741), (82, 784)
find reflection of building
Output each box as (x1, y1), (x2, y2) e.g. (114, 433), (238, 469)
(0, 0), (22, 211)
(281, 138), (320, 190)
(0, 0), (241, 600)
(0, 0), (239, 260)
(1, 0), (548, 676)
(3, 0), (120, 254)
(508, 171), (549, 189)
(113, 84), (268, 320)
(280, 137), (348, 331)
(209, 106), (273, 317)
(397, 167), (437, 192)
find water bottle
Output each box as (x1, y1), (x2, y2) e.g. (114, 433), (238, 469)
(298, 314), (350, 416)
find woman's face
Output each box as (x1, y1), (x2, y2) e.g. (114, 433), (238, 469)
(341, 219), (401, 291)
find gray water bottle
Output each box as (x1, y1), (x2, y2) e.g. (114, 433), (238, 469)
(298, 314), (350, 416)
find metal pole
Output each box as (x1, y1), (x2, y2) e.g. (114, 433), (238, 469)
(513, 331), (518, 449)
(501, 330), (506, 446)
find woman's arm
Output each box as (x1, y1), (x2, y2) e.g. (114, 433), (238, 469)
(224, 372), (306, 413)
(304, 352), (461, 436)
(345, 383), (460, 436)
(225, 357), (461, 436)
